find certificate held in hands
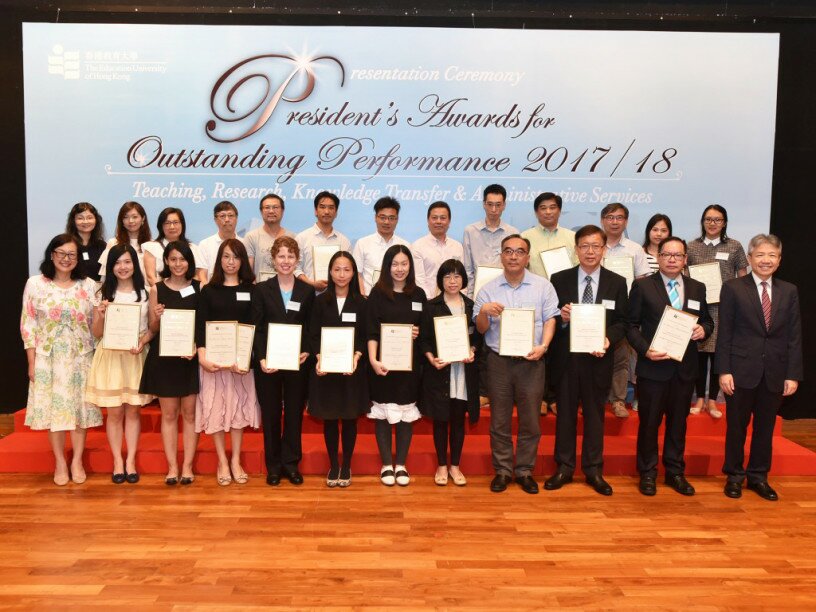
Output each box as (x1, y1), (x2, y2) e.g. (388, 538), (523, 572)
(433, 314), (471, 363)
(569, 303), (606, 353)
(159, 309), (196, 357)
(688, 262), (722, 304)
(205, 321), (238, 367)
(473, 265), (503, 299)
(235, 324), (255, 371)
(539, 246), (572, 279)
(313, 245), (341, 282)
(379, 323), (413, 371)
(265, 323), (302, 371)
(650, 306), (699, 362)
(499, 308), (535, 357)
(102, 302), (142, 350)
(320, 327), (355, 374)
(603, 256), (634, 291)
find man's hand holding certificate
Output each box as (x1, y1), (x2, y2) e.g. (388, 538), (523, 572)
(568, 303), (607, 355)
(648, 306), (703, 361)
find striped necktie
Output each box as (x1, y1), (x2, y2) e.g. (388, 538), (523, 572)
(668, 280), (681, 309)
(761, 281), (771, 330)
(581, 275), (593, 304)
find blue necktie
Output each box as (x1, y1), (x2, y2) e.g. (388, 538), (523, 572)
(668, 280), (681, 309)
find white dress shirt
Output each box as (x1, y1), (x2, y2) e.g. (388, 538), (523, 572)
(410, 233), (464, 298)
(352, 232), (410, 293)
(295, 223), (352, 285)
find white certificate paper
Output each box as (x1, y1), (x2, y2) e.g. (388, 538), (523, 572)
(205, 321), (237, 367)
(688, 262), (722, 304)
(539, 246), (572, 279)
(603, 256), (635, 291)
(650, 306), (699, 362)
(569, 303), (606, 353)
(159, 309), (196, 357)
(320, 327), (355, 374)
(265, 323), (301, 371)
(236, 324), (255, 371)
(258, 271), (276, 282)
(473, 265), (503, 299)
(313, 245), (341, 282)
(433, 314), (471, 363)
(102, 302), (142, 350)
(380, 323), (413, 371)
(499, 308), (535, 357)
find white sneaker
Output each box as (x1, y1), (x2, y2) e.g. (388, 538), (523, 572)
(380, 465), (396, 486)
(395, 465), (410, 486)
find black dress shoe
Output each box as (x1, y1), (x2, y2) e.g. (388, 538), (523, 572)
(639, 476), (657, 496)
(165, 476), (178, 486)
(515, 475), (539, 495)
(747, 481), (778, 501)
(724, 481), (743, 499)
(125, 472), (140, 484)
(266, 473), (281, 486)
(490, 474), (512, 493)
(543, 471), (573, 490)
(111, 473), (126, 485)
(665, 474), (695, 496)
(585, 474), (613, 496)
(285, 471), (304, 485)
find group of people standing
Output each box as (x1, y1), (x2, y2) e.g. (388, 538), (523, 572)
(21, 185), (802, 501)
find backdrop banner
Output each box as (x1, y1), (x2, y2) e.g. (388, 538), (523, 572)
(23, 24), (779, 271)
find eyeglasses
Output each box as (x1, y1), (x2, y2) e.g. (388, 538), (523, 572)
(261, 205), (282, 212)
(502, 248), (528, 257)
(376, 215), (398, 222)
(216, 213), (237, 220)
(704, 218), (724, 224)
(53, 250), (77, 261)
(658, 252), (685, 260)
(443, 273), (463, 281)
(163, 220), (182, 226)
(577, 244), (604, 252)
(603, 215), (626, 222)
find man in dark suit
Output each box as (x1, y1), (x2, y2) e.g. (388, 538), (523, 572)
(627, 236), (714, 496)
(717, 234), (803, 501)
(544, 225), (629, 495)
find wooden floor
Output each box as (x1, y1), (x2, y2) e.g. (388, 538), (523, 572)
(1, 471), (815, 609)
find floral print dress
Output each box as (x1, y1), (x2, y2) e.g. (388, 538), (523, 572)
(20, 275), (102, 431)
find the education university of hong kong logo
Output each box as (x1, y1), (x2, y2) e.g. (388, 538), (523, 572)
(205, 52), (345, 143)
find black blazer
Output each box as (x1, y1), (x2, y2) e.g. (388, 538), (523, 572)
(418, 293), (481, 422)
(308, 291), (367, 357)
(715, 275), (803, 393)
(251, 276), (315, 368)
(549, 266), (629, 388)
(627, 272), (714, 382)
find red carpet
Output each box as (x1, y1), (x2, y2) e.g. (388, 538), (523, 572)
(2, 404), (816, 476)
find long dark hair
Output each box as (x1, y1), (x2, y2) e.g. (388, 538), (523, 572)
(209, 238), (255, 286)
(155, 207), (189, 243)
(699, 204), (729, 241)
(642, 214), (673, 250)
(40, 234), (85, 280)
(115, 201), (151, 246)
(65, 202), (105, 245)
(373, 244), (417, 300)
(325, 251), (362, 300)
(160, 240), (196, 280)
(99, 243), (147, 302)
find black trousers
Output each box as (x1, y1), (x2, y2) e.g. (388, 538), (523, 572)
(554, 355), (607, 477)
(636, 373), (694, 479)
(254, 368), (306, 475)
(723, 376), (783, 485)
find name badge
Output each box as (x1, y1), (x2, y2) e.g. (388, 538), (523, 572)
(687, 299), (700, 310)
(179, 285), (195, 298)
(287, 301), (301, 312)
(715, 252), (729, 261)
(342, 312), (357, 323)
(82, 252), (90, 261)
(412, 302), (423, 312)
(602, 299), (615, 310)
(236, 292), (250, 302)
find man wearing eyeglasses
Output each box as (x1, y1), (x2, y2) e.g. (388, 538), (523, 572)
(198, 200), (240, 280)
(627, 236), (713, 497)
(474, 235), (560, 495)
(600, 203), (652, 419)
(352, 196), (409, 295)
(244, 194), (300, 282)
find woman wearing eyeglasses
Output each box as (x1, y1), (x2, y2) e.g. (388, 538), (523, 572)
(65, 202), (107, 282)
(21, 234), (101, 485)
(686, 205), (748, 418)
(143, 207), (207, 286)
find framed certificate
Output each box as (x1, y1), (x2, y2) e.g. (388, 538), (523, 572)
(102, 302), (142, 350)
(433, 314), (471, 363)
(379, 323), (413, 371)
(539, 246), (572, 279)
(265, 323), (301, 371)
(603, 256), (635, 291)
(313, 245), (341, 282)
(688, 262), (722, 304)
(499, 308), (535, 357)
(473, 265), (503, 299)
(236, 324), (255, 371)
(649, 306), (699, 362)
(205, 321), (238, 367)
(319, 327), (355, 374)
(569, 303), (606, 353)
(370, 268), (381, 287)
(258, 271), (276, 282)
(159, 309), (196, 357)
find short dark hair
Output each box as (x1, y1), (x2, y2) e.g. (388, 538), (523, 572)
(314, 191), (339, 210)
(156, 207), (189, 242)
(373, 196), (400, 214)
(65, 202), (105, 245)
(658, 236), (687, 254)
(100, 243), (147, 302)
(160, 240), (196, 280)
(260, 194), (284, 211)
(483, 184), (506, 201)
(699, 204), (729, 241)
(500, 234), (531, 251)
(40, 234), (85, 280)
(214, 200), (238, 216)
(436, 258), (468, 292)
(575, 224), (607, 245)
(325, 251), (362, 300)
(427, 201), (451, 219)
(534, 192), (562, 211)
(642, 214), (673, 249)
(210, 238), (255, 286)
(373, 244), (417, 299)
(600, 202), (629, 219)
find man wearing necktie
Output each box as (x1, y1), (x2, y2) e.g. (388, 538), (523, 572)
(627, 237), (714, 496)
(717, 234), (803, 501)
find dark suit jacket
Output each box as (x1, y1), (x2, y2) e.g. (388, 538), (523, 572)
(627, 272), (714, 382)
(549, 266), (629, 388)
(307, 291), (367, 356)
(715, 275), (803, 393)
(251, 276), (315, 367)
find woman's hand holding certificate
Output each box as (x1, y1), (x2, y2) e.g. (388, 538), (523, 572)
(102, 302), (142, 351)
(159, 309), (196, 357)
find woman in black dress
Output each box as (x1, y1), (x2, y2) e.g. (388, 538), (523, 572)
(366, 244), (427, 487)
(139, 241), (200, 485)
(252, 236), (315, 486)
(65, 202), (106, 282)
(308, 251), (368, 488)
(420, 259), (480, 486)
